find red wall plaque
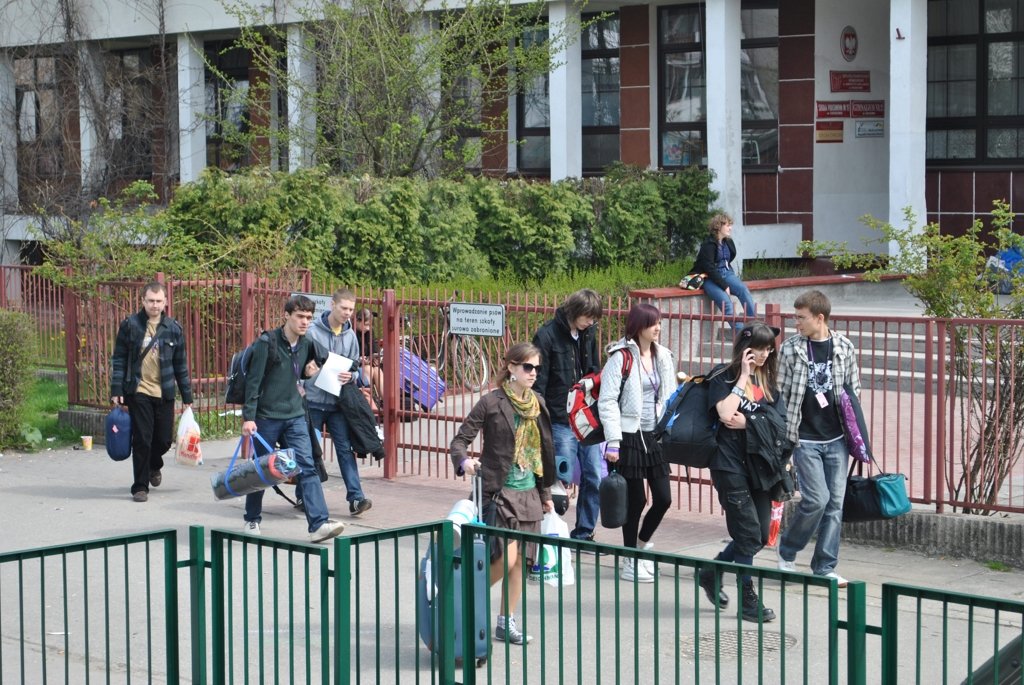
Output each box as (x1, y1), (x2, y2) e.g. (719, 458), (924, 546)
(851, 100), (885, 118)
(817, 100), (851, 118)
(830, 70), (871, 92)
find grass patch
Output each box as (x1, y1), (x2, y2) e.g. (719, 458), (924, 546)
(742, 258), (813, 281)
(19, 377), (80, 449)
(984, 560), (1013, 572)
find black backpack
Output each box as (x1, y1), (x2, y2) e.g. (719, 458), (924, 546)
(224, 332), (273, 405)
(654, 367), (724, 469)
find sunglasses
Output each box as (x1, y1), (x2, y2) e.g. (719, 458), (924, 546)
(518, 362), (542, 373)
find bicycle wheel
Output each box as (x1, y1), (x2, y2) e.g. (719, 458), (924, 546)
(452, 336), (489, 392)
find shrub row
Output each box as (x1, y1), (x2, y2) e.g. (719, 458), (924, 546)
(163, 164), (718, 285)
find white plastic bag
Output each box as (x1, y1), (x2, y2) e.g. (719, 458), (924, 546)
(530, 512), (575, 587)
(175, 407), (203, 467)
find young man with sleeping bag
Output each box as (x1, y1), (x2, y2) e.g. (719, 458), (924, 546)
(241, 294), (346, 543)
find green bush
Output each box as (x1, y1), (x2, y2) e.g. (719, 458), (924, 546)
(52, 166), (719, 289)
(0, 311), (37, 448)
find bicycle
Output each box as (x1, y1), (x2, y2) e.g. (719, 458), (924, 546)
(404, 292), (490, 393)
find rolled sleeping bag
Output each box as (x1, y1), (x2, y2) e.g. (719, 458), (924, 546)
(599, 469), (628, 528)
(555, 452), (573, 484)
(211, 450), (300, 500)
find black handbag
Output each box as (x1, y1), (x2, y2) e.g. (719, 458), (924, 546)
(842, 458), (912, 523)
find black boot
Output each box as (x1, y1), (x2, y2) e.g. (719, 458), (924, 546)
(697, 566), (729, 609)
(741, 580), (776, 623)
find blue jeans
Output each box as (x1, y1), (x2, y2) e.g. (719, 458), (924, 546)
(702, 269), (756, 329)
(778, 439), (848, 575)
(552, 423), (603, 539)
(244, 416), (330, 533)
(309, 407), (365, 503)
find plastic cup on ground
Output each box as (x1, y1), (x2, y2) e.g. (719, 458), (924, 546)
(81, 436), (93, 450)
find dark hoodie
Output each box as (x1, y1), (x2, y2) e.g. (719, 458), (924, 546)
(532, 308), (601, 425)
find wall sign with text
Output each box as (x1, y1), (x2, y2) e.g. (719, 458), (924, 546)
(830, 70), (870, 92)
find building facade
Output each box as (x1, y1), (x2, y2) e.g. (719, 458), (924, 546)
(0, 0), (1018, 265)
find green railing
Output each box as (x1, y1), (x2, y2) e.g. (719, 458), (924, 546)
(881, 583), (1024, 684)
(0, 529), (180, 683)
(2, 523), (1023, 683)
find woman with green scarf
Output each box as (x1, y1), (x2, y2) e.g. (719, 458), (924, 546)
(451, 342), (556, 646)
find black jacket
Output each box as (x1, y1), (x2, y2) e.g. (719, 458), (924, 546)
(532, 308), (601, 424)
(694, 236), (740, 291)
(745, 398), (795, 499)
(110, 310), (193, 403)
(337, 382), (384, 456)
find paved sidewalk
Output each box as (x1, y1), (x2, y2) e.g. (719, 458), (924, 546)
(3, 435), (1022, 604)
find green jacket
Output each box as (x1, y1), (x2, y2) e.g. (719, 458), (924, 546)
(242, 327), (319, 422)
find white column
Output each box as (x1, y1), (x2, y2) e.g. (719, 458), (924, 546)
(705, 0), (744, 266)
(78, 44), (105, 193)
(177, 33), (207, 184)
(889, 0), (928, 247)
(548, 0), (582, 180)
(287, 24), (316, 171)
(0, 54), (17, 209)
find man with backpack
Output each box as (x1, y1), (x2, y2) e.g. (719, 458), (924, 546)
(532, 289), (604, 543)
(241, 294), (346, 543)
(110, 281), (193, 503)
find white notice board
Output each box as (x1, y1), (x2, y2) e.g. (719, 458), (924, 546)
(448, 303), (506, 337)
(291, 292), (333, 319)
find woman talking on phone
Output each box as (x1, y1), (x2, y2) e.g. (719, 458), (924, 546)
(699, 322), (792, 623)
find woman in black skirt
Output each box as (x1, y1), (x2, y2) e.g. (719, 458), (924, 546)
(451, 342), (556, 645)
(597, 303), (678, 583)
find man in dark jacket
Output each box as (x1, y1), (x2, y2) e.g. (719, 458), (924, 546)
(532, 289), (604, 542)
(241, 294), (346, 544)
(110, 281), (193, 503)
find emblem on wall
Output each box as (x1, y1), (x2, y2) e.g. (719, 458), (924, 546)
(841, 25), (858, 62)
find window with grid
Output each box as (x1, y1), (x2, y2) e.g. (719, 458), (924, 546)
(740, 0), (779, 169)
(14, 56), (64, 178)
(658, 5), (706, 168)
(517, 13), (620, 174)
(928, 0), (1024, 163)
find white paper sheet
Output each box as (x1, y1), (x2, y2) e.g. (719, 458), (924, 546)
(313, 353), (354, 396)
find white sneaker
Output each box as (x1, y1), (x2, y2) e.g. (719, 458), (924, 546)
(818, 571), (848, 588)
(640, 542), (658, 578)
(620, 558), (654, 583)
(309, 519), (346, 543)
(777, 548), (797, 572)
(243, 521), (261, 535)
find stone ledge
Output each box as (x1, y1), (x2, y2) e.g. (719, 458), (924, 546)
(58, 407), (107, 443)
(783, 503), (1024, 569)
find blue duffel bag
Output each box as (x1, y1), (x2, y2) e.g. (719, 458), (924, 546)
(105, 407), (132, 462)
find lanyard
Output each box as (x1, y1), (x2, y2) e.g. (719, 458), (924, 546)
(806, 335), (833, 366)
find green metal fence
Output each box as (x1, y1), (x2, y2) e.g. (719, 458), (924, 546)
(2, 523), (1023, 684)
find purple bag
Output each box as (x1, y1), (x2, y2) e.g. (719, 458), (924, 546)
(838, 385), (872, 463)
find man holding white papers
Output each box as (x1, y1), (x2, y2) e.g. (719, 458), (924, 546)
(306, 288), (373, 516)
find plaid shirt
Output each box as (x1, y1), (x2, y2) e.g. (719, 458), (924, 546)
(110, 310), (193, 403)
(777, 331), (861, 445)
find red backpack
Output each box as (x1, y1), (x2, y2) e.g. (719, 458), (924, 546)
(566, 350), (633, 446)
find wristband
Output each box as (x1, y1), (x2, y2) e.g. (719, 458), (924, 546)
(731, 386), (746, 398)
